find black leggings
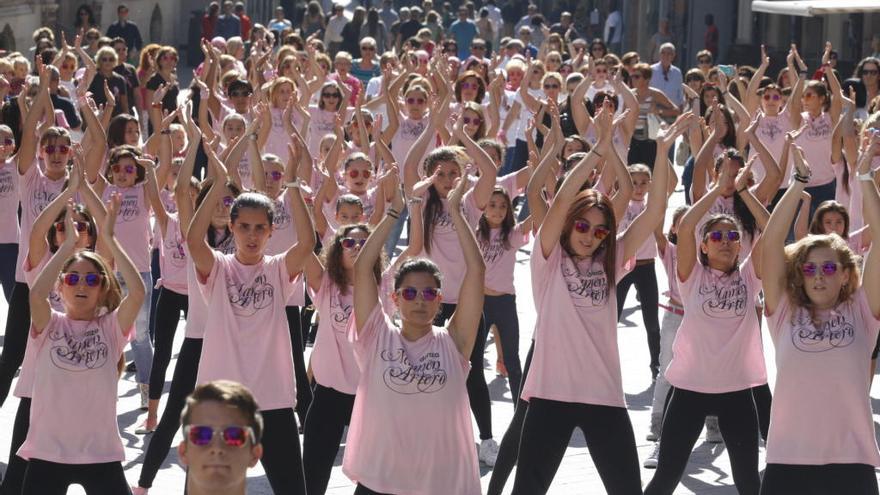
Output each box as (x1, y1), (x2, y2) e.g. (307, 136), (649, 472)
(354, 483), (395, 494)
(645, 387), (760, 495)
(616, 261), (661, 374)
(512, 398), (642, 495)
(0, 282), (30, 407)
(0, 397), (31, 495)
(752, 383), (771, 442)
(483, 294), (523, 405)
(148, 288), (188, 400)
(260, 408), (307, 494)
(760, 463), (879, 495)
(488, 341), (534, 495)
(22, 459), (131, 495)
(138, 337), (202, 489)
(302, 383), (355, 495)
(0, 243), (17, 302)
(435, 302), (492, 440)
(148, 248), (160, 340)
(286, 305), (313, 427)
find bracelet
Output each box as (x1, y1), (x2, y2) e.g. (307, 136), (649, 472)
(160, 129), (171, 135)
(284, 181), (301, 189)
(151, 102), (162, 109)
(793, 173), (810, 184)
(408, 197), (423, 204)
(591, 149), (603, 158)
(857, 171), (875, 182)
(736, 186), (748, 194)
(387, 209), (400, 219)
(248, 133), (257, 141)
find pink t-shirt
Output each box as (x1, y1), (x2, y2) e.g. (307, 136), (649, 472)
(16, 161), (67, 282)
(391, 116), (433, 166)
(479, 224), (530, 294)
(495, 173), (521, 197)
(265, 106), (303, 164)
(765, 289), (880, 466)
(342, 304), (480, 495)
(660, 243), (681, 304)
(18, 310), (129, 463)
(520, 239), (634, 407)
(749, 110), (793, 188)
(264, 194), (306, 307)
(306, 106), (350, 157)
(795, 112), (835, 187)
(620, 198), (658, 260)
(16, 252), (65, 399)
(197, 251), (299, 410)
(309, 274), (358, 395)
(158, 213), (188, 295)
(420, 191), (482, 304)
(0, 159), (20, 244)
(665, 257), (766, 393)
(102, 182), (152, 272)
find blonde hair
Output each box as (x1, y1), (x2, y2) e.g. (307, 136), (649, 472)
(784, 234), (861, 323)
(95, 46), (118, 65)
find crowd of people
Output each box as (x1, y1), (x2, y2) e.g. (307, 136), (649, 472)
(0, 1), (878, 494)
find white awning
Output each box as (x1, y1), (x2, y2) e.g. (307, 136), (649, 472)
(752, 0), (880, 16)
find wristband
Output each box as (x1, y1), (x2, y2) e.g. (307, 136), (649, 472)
(387, 209), (400, 219)
(284, 181), (301, 189)
(408, 197), (423, 204)
(857, 171), (875, 182)
(793, 173), (809, 184)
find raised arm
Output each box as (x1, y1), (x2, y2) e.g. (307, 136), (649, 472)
(17, 59), (50, 175)
(538, 102), (611, 258)
(745, 45), (770, 115)
(28, 165), (80, 268)
(676, 164), (728, 282)
(822, 42), (843, 124)
(606, 146), (633, 221)
(619, 114), (687, 261)
(354, 168), (405, 332)
(402, 113), (439, 194)
(175, 124), (201, 231)
(186, 148), (226, 279)
(446, 172), (486, 358)
(858, 133), (880, 318)
(284, 177), (317, 278)
(744, 114), (783, 204)
(30, 203), (79, 332)
(691, 105), (725, 202)
(452, 116), (496, 209)
(570, 74), (592, 136)
(763, 143), (811, 315)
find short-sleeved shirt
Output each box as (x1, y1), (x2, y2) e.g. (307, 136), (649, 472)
(0, 159), (19, 244)
(520, 239), (634, 407)
(765, 290), (880, 466)
(88, 72), (130, 116)
(145, 73), (180, 116)
(16, 162), (66, 282)
(479, 224), (530, 294)
(18, 310), (129, 463)
(665, 257), (766, 393)
(342, 304), (480, 495)
(197, 252), (299, 410)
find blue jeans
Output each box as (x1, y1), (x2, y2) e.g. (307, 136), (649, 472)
(384, 207), (410, 259)
(117, 271), (154, 384)
(805, 178), (836, 225)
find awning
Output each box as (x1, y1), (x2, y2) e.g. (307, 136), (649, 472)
(752, 0), (880, 16)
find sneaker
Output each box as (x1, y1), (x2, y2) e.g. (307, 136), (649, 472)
(135, 420), (156, 435)
(125, 361), (137, 373)
(644, 442), (660, 469)
(646, 431), (658, 442)
(478, 438), (499, 467)
(706, 416), (723, 443)
(138, 383), (149, 411)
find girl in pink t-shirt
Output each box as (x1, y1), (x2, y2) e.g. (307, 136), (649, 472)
(760, 141), (880, 494)
(20, 197), (144, 494)
(644, 163), (765, 495)
(187, 147), (315, 493)
(301, 182), (423, 494)
(1, 165), (104, 494)
(89, 144), (156, 409)
(475, 186), (532, 405)
(134, 134), (244, 494)
(344, 171), (484, 495)
(403, 114), (500, 464)
(0, 125), (19, 303)
(512, 104), (684, 494)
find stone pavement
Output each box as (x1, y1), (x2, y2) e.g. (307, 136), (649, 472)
(0, 186), (878, 494)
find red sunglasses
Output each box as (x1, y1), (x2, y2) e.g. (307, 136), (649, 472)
(573, 220), (610, 240)
(185, 425), (253, 447)
(398, 287), (440, 301)
(801, 261), (840, 277)
(348, 169), (371, 179)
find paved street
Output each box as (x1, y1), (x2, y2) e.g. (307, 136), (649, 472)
(1, 185), (878, 494)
